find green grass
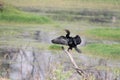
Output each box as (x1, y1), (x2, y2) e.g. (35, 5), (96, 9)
(49, 44), (62, 50)
(0, 4), (52, 24)
(86, 28), (120, 41)
(83, 43), (120, 60)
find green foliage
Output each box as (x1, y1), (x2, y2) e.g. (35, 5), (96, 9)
(113, 67), (120, 77)
(54, 66), (71, 80)
(0, 4), (52, 24)
(86, 28), (120, 41)
(83, 43), (120, 59)
(49, 44), (62, 50)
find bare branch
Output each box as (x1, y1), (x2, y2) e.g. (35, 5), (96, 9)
(62, 47), (86, 78)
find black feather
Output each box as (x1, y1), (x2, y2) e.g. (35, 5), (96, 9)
(51, 30), (82, 53)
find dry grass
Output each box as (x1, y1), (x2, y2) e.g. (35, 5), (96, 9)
(4, 0), (120, 11)
(0, 78), (9, 80)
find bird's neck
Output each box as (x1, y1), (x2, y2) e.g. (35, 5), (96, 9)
(66, 33), (70, 38)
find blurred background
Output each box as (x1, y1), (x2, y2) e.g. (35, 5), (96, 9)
(0, 0), (120, 80)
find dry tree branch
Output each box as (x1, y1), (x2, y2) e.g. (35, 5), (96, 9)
(62, 47), (87, 78)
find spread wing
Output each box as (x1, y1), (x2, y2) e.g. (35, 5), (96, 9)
(51, 36), (68, 45)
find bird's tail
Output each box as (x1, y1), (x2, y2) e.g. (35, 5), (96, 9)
(75, 47), (81, 53)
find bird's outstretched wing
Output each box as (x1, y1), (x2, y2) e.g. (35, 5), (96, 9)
(51, 36), (68, 45)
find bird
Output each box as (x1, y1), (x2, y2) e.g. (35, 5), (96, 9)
(51, 29), (81, 53)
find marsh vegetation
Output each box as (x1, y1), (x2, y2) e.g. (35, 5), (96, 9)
(0, 0), (120, 80)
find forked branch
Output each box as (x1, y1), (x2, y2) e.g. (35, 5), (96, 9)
(62, 47), (85, 77)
